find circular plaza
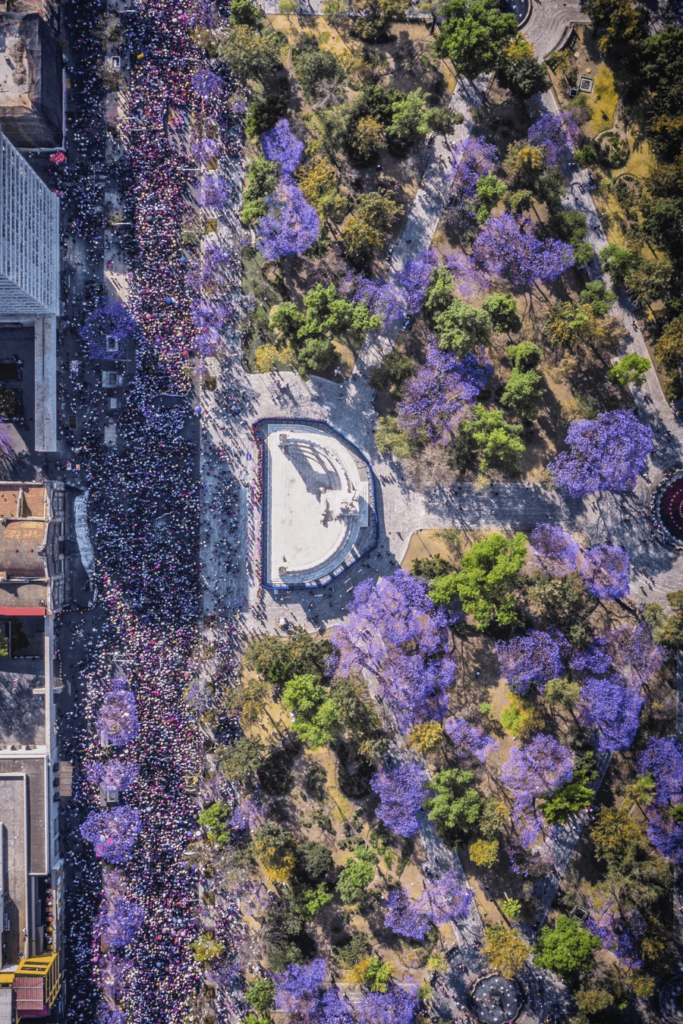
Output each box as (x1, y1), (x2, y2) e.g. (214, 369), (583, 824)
(470, 975), (524, 1024)
(657, 471), (683, 545)
(257, 420), (377, 589)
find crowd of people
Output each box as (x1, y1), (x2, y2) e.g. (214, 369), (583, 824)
(52, 0), (249, 1020)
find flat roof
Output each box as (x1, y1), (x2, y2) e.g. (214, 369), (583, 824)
(0, 582), (49, 609)
(0, 484), (48, 520)
(0, 660), (46, 749)
(0, 776), (27, 966)
(0, 520), (47, 578)
(0, 759), (45, 875)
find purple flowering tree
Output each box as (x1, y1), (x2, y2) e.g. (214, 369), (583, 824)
(605, 624), (664, 689)
(397, 344), (491, 444)
(275, 958), (327, 1014)
(331, 570), (449, 673)
(495, 630), (565, 695)
(257, 178), (319, 260)
(529, 524), (580, 576)
(442, 251), (491, 298)
(548, 409), (653, 498)
(584, 888), (643, 969)
(261, 119), (305, 174)
(384, 888), (431, 939)
(353, 277), (409, 327)
(196, 174), (232, 209)
(448, 138), (498, 200)
(99, 874), (145, 948)
(512, 801), (544, 849)
(315, 988), (355, 1024)
(577, 677), (643, 751)
(444, 717), (499, 762)
(191, 138), (221, 165)
(569, 637), (613, 677)
(418, 871), (474, 924)
(637, 737), (683, 805)
(371, 763), (425, 837)
(81, 299), (138, 359)
(229, 798), (264, 832)
(187, 242), (236, 297)
(330, 570), (457, 729)
(394, 250), (441, 314)
(192, 71), (223, 99)
(380, 649), (454, 730)
(472, 213), (574, 286)
(527, 112), (579, 164)
(501, 735), (574, 803)
(98, 682), (140, 748)
(80, 806), (142, 864)
(580, 545), (630, 600)
(645, 808), (683, 862)
(355, 987), (418, 1024)
(87, 759), (139, 793)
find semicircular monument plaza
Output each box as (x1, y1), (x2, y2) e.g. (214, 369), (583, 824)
(257, 419), (378, 589)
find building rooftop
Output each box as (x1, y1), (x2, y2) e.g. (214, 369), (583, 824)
(0, 483), (48, 520)
(0, 775), (28, 966)
(0, 14), (62, 149)
(0, 660), (45, 748)
(0, 759), (46, 874)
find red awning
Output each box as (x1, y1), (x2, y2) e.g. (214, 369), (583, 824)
(0, 606), (46, 616)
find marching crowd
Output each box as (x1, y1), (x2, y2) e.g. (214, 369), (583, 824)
(53, 0), (247, 1021)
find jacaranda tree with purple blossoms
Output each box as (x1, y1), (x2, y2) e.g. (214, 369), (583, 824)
(448, 138), (498, 201)
(472, 213), (574, 286)
(419, 870), (474, 924)
(637, 737), (683, 861)
(87, 759), (139, 793)
(80, 806), (142, 864)
(397, 344), (491, 445)
(529, 524), (580, 576)
(257, 177), (319, 260)
(444, 717), (499, 763)
(394, 250), (441, 315)
(99, 876), (145, 948)
(330, 570), (457, 730)
(192, 69), (223, 99)
(547, 409), (653, 498)
(605, 623), (664, 689)
(98, 680), (140, 748)
(371, 763), (425, 837)
(527, 112), (580, 164)
(261, 119), (305, 175)
(355, 986), (418, 1024)
(196, 174), (232, 209)
(275, 958), (327, 1014)
(501, 734), (574, 804)
(495, 630), (566, 695)
(580, 544), (630, 600)
(353, 277), (409, 328)
(383, 888), (430, 940)
(81, 299), (139, 360)
(577, 677), (644, 751)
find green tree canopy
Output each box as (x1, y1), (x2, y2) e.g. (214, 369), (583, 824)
(507, 340), (541, 371)
(533, 915), (601, 977)
(336, 857), (375, 903)
(601, 242), (640, 285)
(483, 292), (522, 334)
(500, 367), (545, 421)
(430, 531), (526, 628)
(217, 24), (284, 82)
(245, 979), (276, 1015)
(435, 0), (518, 78)
(608, 353), (651, 388)
(450, 405), (525, 474)
(198, 801), (231, 847)
(433, 298), (493, 355)
(579, 279), (616, 317)
(245, 630), (333, 686)
(218, 735), (266, 780)
(424, 767), (482, 846)
(282, 674), (342, 748)
(296, 840), (334, 882)
(483, 926), (530, 978)
(387, 89), (430, 149)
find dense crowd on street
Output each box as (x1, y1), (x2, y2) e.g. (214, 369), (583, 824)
(52, 0), (247, 1021)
